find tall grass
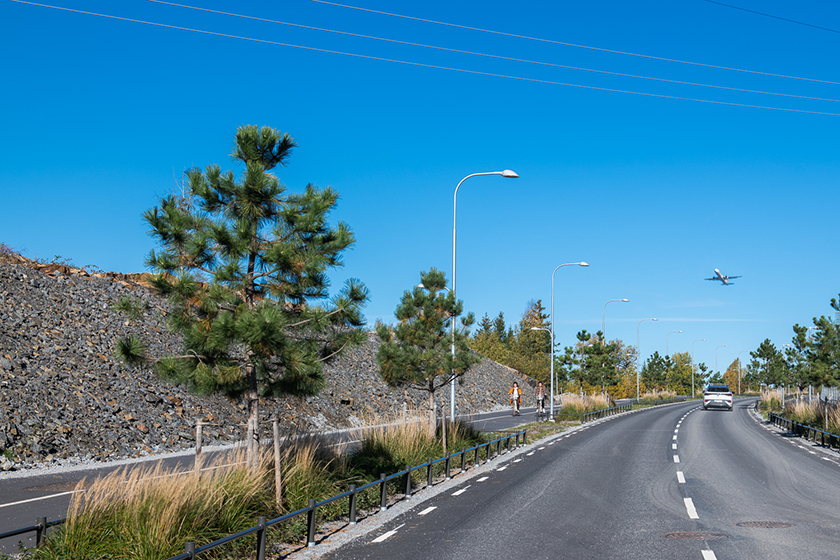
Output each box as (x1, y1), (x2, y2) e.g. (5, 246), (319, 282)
(640, 390), (676, 402)
(558, 393), (613, 415)
(33, 450), (277, 560)
(760, 388), (784, 409)
(782, 399), (840, 435)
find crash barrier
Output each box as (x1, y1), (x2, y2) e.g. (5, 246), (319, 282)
(768, 412), (840, 452)
(2, 430), (526, 559)
(579, 404), (631, 423)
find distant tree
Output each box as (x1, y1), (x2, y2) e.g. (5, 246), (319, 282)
(117, 125), (368, 466)
(695, 362), (710, 393)
(811, 295), (840, 387)
(749, 339), (788, 388)
(506, 300), (551, 383)
(667, 352), (694, 395)
(641, 351), (669, 391)
(723, 359), (741, 392)
(492, 312), (510, 345)
(376, 269), (478, 428)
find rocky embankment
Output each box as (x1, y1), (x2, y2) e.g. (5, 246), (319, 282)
(0, 254), (532, 471)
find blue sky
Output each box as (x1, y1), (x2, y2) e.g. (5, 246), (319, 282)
(2, 0), (838, 373)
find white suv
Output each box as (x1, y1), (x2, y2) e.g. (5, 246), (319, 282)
(703, 384), (733, 411)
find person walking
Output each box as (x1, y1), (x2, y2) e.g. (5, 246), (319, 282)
(535, 381), (546, 415)
(509, 382), (522, 416)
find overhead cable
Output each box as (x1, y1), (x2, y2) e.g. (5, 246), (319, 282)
(310, 0), (840, 86)
(704, 0), (840, 35)
(146, 0), (840, 104)
(10, 1), (840, 116)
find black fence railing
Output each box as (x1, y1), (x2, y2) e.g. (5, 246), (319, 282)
(580, 404), (631, 423)
(768, 412), (840, 452)
(2, 430), (526, 560)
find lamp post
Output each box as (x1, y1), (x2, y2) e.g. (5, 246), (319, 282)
(451, 169), (518, 419)
(691, 338), (706, 397)
(602, 299), (629, 340)
(715, 344), (728, 374)
(636, 318), (658, 401)
(539, 262), (590, 417)
(738, 350), (749, 395)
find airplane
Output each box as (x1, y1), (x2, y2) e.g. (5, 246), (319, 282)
(705, 269), (741, 286)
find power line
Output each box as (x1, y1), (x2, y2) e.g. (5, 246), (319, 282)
(10, 1), (840, 116)
(146, 0), (840, 104)
(310, 0), (840, 86)
(704, 0), (840, 35)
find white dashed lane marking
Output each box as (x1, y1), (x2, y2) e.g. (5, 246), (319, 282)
(684, 498), (699, 519)
(526, 452), (535, 456)
(372, 523), (405, 543)
(702, 550), (717, 560)
(477, 476), (489, 482)
(674, 455), (680, 463)
(452, 486), (470, 496)
(538, 447), (545, 450)
(672, 444), (677, 449)
(497, 466), (507, 471)
(418, 506), (436, 516)
(677, 471), (686, 484)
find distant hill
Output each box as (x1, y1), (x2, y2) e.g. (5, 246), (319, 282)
(0, 252), (532, 471)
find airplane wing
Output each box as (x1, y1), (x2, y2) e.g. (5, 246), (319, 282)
(704, 277), (718, 281)
(729, 276), (742, 280)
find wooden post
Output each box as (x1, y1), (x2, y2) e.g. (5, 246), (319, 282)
(273, 418), (282, 508)
(246, 418), (254, 468)
(195, 421), (203, 471)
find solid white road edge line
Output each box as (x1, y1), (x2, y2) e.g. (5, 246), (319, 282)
(0, 491), (77, 509)
(684, 498), (699, 519)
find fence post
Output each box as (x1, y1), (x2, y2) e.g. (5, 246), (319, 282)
(404, 465), (412, 496)
(506, 436), (511, 452)
(497, 438), (501, 457)
(380, 473), (388, 511)
(256, 516), (267, 560)
(427, 458), (434, 487)
(348, 484), (357, 525)
(306, 499), (317, 547)
(523, 430), (527, 445)
(475, 445), (480, 466)
(445, 454), (451, 480)
(36, 517), (46, 547)
(185, 542), (196, 560)
(461, 448), (466, 472)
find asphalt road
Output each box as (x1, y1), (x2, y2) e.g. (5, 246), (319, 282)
(323, 399), (840, 560)
(0, 406), (531, 554)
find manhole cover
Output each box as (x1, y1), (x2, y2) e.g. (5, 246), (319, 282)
(736, 521), (794, 529)
(661, 532), (729, 541)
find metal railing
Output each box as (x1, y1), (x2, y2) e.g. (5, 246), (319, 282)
(2, 430), (526, 560)
(580, 404), (631, 423)
(768, 412), (840, 452)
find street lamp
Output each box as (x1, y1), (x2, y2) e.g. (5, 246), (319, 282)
(715, 344), (728, 373)
(450, 170), (518, 419)
(636, 318), (658, 401)
(602, 299), (629, 340)
(539, 262), (590, 417)
(665, 330), (683, 392)
(691, 339), (706, 397)
(738, 350), (749, 395)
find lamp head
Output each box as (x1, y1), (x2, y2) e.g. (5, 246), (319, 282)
(579, 262), (590, 267)
(621, 298), (629, 302)
(501, 169), (519, 178)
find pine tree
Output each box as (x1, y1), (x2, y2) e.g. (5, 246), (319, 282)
(120, 125), (368, 466)
(376, 269), (478, 428)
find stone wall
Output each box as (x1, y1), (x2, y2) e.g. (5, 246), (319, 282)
(0, 256), (533, 470)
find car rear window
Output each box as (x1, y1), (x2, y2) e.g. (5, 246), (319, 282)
(706, 386), (730, 393)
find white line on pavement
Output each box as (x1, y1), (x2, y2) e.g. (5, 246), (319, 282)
(674, 455), (680, 463)
(371, 523), (405, 543)
(418, 507), (437, 516)
(0, 491), (77, 509)
(497, 466), (507, 471)
(477, 476), (489, 482)
(538, 447), (545, 450)
(672, 444), (677, 449)
(452, 485), (470, 496)
(513, 459), (522, 463)
(702, 550), (717, 560)
(684, 498), (699, 519)
(526, 452), (535, 456)
(673, 435), (678, 440)
(677, 471), (686, 484)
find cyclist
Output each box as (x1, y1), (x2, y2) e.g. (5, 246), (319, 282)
(509, 382), (522, 416)
(535, 381), (546, 416)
